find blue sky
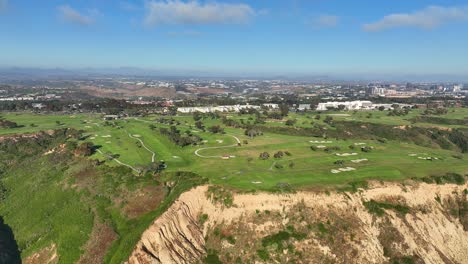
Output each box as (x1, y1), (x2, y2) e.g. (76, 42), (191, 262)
(1, 0), (468, 76)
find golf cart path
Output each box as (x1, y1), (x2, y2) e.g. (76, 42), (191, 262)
(195, 135), (241, 158)
(96, 149), (140, 173)
(127, 132), (156, 163)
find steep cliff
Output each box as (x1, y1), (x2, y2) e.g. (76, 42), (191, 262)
(128, 182), (468, 264)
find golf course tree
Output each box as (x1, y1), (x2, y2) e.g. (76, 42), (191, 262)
(324, 116), (333, 125)
(285, 119), (296, 126)
(279, 104), (289, 117)
(143, 160), (166, 174)
(0, 118), (21, 128)
(244, 128), (263, 138)
(361, 146), (373, 152)
(208, 125), (225, 134)
(160, 126), (203, 147)
(259, 152), (270, 160)
(193, 111), (203, 121)
(74, 142), (97, 157)
(195, 121), (205, 131)
(274, 151), (284, 159)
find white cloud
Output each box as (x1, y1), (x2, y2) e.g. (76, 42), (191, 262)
(0, 0), (8, 12)
(363, 6), (468, 32)
(144, 0), (255, 26)
(58, 5), (99, 25)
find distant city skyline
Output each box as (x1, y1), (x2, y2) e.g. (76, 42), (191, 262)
(1, 0), (468, 77)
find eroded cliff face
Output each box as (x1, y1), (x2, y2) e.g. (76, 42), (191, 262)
(127, 182), (468, 264)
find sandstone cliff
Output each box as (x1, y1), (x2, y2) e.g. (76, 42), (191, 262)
(128, 182), (468, 264)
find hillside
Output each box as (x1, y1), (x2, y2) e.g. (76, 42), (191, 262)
(128, 182), (468, 264)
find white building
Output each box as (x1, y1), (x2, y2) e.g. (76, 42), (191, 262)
(177, 105), (261, 113)
(316, 101), (374, 111)
(297, 104), (311, 111)
(262, 103), (279, 109)
(317, 101), (412, 111)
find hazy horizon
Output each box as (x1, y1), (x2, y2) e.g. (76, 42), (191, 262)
(1, 0), (468, 80)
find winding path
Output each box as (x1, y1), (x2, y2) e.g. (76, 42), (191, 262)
(127, 132), (156, 163)
(194, 135), (241, 159)
(96, 149), (140, 173)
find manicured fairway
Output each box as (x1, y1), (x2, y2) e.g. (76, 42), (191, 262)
(1, 111), (467, 190)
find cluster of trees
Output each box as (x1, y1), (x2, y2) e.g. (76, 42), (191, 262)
(273, 150), (291, 159)
(285, 119), (296, 126)
(156, 117), (180, 126)
(193, 111), (220, 121)
(411, 116), (467, 126)
(423, 108), (448, 116)
(207, 125), (225, 134)
(0, 118), (21, 129)
(159, 126), (203, 147)
(244, 128), (263, 138)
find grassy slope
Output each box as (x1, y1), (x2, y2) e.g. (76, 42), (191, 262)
(0, 109), (466, 263)
(0, 110), (467, 191)
(0, 146), (93, 263)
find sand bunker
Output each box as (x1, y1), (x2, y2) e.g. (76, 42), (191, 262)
(418, 157), (439, 160)
(351, 159), (368, 163)
(331, 167), (356, 174)
(102, 135), (112, 138)
(172, 156), (180, 159)
(354, 143), (366, 146)
(327, 114), (351, 117)
(336, 153), (358, 156)
(85, 126), (92, 128)
(132, 134), (141, 138)
(251, 181), (263, 184)
(310, 140), (333, 143)
(90, 137), (96, 140)
(216, 140), (224, 144)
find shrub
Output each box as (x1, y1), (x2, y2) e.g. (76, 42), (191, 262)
(259, 152), (270, 160)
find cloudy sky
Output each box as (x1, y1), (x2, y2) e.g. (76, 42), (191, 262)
(1, 0), (468, 76)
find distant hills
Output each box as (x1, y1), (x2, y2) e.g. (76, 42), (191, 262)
(0, 66), (467, 82)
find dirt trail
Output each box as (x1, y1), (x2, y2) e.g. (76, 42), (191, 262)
(127, 182), (468, 264)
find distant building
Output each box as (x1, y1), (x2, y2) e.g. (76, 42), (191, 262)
(103, 115), (120, 120)
(297, 104), (311, 111)
(317, 101), (412, 111)
(262, 103), (279, 109)
(177, 105), (261, 113)
(32, 103), (46, 110)
(317, 101), (373, 111)
(371, 87), (386, 96)
(453, 84), (463, 93)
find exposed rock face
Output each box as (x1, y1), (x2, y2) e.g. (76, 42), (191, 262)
(128, 182), (468, 264)
(128, 201), (206, 264)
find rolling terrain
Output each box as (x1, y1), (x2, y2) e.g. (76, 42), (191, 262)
(0, 107), (466, 263)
